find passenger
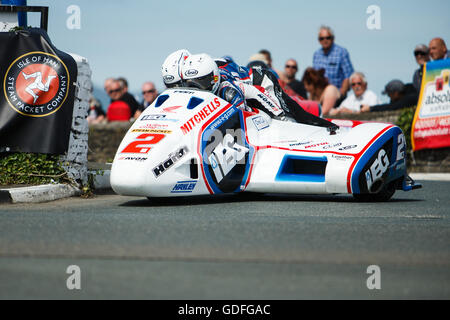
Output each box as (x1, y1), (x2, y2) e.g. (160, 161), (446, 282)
(161, 49), (191, 88)
(182, 53), (285, 119)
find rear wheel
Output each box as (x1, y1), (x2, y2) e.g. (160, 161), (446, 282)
(353, 183), (395, 202)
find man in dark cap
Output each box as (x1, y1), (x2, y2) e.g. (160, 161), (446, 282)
(412, 44), (430, 92)
(360, 79), (418, 112)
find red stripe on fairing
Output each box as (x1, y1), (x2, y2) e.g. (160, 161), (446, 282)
(346, 125), (394, 193)
(196, 103), (233, 195)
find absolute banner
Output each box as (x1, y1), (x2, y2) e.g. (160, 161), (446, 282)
(0, 28), (77, 154)
(411, 59), (450, 151)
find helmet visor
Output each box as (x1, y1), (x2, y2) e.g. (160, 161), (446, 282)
(185, 72), (215, 91)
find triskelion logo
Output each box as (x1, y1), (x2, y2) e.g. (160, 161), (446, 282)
(3, 51), (70, 117)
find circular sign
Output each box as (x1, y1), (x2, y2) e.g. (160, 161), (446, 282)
(3, 51), (70, 117)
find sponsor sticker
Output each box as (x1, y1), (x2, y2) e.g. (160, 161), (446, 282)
(131, 129), (172, 134)
(137, 123), (169, 129)
(331, 154), (354, 161)
(365, 149), (390, 190)
(288, 141), (311, 147)
(152, 146), (188, 178)
(251, 115), (269, 131)
(163, 105), (183, 113)
(141, 114), (178, 122)
(208, 133), (249, 183)
(322, 142), (342, 150)
(180, 98), (221, 134)
(304, 142), (329, 149)
(171, 180), (197, 193)
(163, 75), (174, 82)
(118, 156), (147, 161)
(185, 69), (198, 77)
(172, 90), (195, 94)
(339, 144), (357, 151)
(3, 51), (70, 117)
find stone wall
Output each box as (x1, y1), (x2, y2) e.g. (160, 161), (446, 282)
(87, 109), (450, 172)
(88, 121), (133, 163)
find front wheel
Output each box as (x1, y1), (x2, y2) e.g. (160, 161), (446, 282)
(353, 184), (395, 202)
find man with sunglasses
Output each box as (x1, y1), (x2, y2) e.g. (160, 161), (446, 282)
(313, 25), (354, 99)
(284, 59), (307, 98)
(141, 81), (158, 109)
(106, 79), (143, 121)
(330, 72), (379, 115)
(412, 44), (430, 92)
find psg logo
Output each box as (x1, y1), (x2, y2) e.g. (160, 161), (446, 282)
(3, 51), (70, 117)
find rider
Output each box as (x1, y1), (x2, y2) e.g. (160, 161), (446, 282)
(216, 56), (336, 128)
(161, 49), (191, 88)
(182, 53), (286, 119)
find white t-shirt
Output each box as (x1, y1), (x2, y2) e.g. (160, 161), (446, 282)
(338, 89), (380, 112)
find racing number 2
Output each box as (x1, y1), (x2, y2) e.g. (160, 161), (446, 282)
(121, 133), (165, 154)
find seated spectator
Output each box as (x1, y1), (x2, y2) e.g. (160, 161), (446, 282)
(87, 95), (106, 124)
(330, 72), (379, 115)
(428, 38), (449, 61)
(360, 79), (418, 113)
(106, 79), (143, 120)
(141, 81), (158, 109)
(117, 77), (129, 92)
(104, 77), (114, 94)
(283, 59), (307, 98)
(302, 67), (340, 116)
(107, 101), (131, 121)
(412, 44), (430, 92)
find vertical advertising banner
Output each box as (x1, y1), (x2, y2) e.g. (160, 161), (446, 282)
(0, 28), (77, 154)
(411, 59), (450, 151)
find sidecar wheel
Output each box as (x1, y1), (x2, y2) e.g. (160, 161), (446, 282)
(353, 184), (395, 202)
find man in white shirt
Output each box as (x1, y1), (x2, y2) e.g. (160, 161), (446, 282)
(330, 72), (379, 115)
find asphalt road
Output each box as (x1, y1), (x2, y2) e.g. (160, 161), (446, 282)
(0, 180), (449, 300)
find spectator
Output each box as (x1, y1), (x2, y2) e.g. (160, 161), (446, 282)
(313, 25), (354, 97)
(360, 79), (418, 113)
(117, 77), (129, 92)
(259, 49), (283, 78)
(104, 77), (114, 95)
(106, 79), (142, 120)
(330, 72), (379, 115)
(412, 44), (430, 92)
(283, 59), (307, 98)
(302, 67), (340, 116)
(428, 38), (449, 61)
(87, 95), (106, 124)
(141, 81), (158, 109)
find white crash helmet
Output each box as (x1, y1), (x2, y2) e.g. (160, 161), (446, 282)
(182, 53), (220, 93)
(161, 49), (191, 88)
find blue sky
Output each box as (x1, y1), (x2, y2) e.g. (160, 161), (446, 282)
(26, 0), (450, 108)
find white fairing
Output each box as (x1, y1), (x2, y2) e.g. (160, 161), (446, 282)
(111, 89), (406, 198)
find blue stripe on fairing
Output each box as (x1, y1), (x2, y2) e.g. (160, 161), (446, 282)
(275, 155), (327, 182)
(351, 127), (405, 194)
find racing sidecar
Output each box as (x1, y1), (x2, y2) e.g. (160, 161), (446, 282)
(110, 88), (421, 201)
